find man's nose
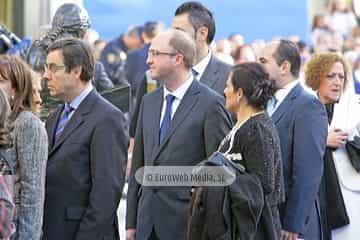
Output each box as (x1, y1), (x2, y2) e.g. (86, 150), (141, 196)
(43, 70), (50, 81)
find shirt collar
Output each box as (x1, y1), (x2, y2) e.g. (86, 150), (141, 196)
(68, 84), (94, 110)
(192, 50), (212, 80)
(275, 80), (298, 103)
(163, 74), (194, 101)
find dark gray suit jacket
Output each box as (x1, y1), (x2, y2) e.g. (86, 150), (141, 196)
(199, 55), (231, 96)
(43, 90), (128, 240)
(129, 54), (231, 138)
(126, 80), (232, 240)
(272, 83), (328, 239)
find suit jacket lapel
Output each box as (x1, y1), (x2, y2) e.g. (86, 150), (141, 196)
(148, 88), (163, 159)
(46, 107), (63, 151)
(272, 83), (302, 124)
(151, 80), (200, 162)
(48, 90), (97, 158)
(200, 55), (219, 89)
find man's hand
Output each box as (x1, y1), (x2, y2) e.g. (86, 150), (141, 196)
(126, 228), (136, 240)
(281, 230), (299, 240)
(327, 128), (348, 148)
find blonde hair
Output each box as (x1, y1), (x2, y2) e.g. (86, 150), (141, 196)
(0, 88), (12, 148)
(0, 55), (35, 120)
(305, 52), (348, 91)
(30, 70), (41, 86)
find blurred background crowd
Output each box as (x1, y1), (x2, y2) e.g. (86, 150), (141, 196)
(1, 0), (360, 111)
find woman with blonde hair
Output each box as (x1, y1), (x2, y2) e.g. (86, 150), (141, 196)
(0, 55), (47, 240)
(306, 52), (360, 240)
(0, 87), (16, 239)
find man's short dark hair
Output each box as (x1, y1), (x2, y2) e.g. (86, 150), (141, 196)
(47, 38), (94, 82)
(273, 39), (301, 78)
(175, 1), (215, 45)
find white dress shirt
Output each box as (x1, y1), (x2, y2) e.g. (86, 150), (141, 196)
(273, 80), (299, 113)
(160, 74), (194, 126)
(192, 50), (212, 80)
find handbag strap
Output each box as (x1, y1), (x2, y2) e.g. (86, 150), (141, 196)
(218, 112), (264, 155)
(218, 122), (244, 155)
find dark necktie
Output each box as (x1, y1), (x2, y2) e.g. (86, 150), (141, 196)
(192, 69), (199, 80)
(55, 104), (74, 143)
(159, 94), (175, 144)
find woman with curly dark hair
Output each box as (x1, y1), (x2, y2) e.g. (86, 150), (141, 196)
(0, 55), (48, 240)
(221, 62), (284, 239)
(187, 62), (283, 240)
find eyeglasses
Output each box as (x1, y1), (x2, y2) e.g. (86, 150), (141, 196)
(148, 49), (178, 58)
(44, 63), (66, 73)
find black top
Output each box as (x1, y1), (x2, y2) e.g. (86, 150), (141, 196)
(319, 103), (349, 239)
(219, 112), (284, 206)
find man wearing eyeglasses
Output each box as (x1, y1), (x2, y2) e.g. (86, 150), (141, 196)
(125, 29), (232, 240)
(128, 1), (232, 179)
(42, 38), (128, 240)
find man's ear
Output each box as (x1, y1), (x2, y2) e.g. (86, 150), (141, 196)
(280, 60), (291, 75)
(72, 65), (82, 79)
(196, 26), (208, 42)
(173, 53), (184, 66)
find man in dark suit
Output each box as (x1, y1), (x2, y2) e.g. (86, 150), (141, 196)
(42, 38), (128, 240)
(125, 29), (232, 240)
(173, 1), (231, 95)
(259, 39), (328, 240)
(127, 1), (231, 165)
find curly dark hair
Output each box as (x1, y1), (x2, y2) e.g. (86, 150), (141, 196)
(305, 52), (348, 91)
(0, 88), (12, 148)
(231, 62), (277, 110)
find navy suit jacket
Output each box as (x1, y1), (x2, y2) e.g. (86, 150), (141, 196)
(126, 80), (232, 240)
(43, 89), (128, 240)
(272, 83), (328, 237)
(129, 54), (231, 138)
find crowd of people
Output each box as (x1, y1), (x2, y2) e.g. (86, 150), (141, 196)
(0, 0), (359, 239)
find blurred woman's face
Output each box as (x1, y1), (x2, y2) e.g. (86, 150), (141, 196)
(316, 16), (325, 27)
(334, 0), (346, 12)
(224, 73), (240, 113)
(32, 79), (42, 113)
(318, 61), (345, 104)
